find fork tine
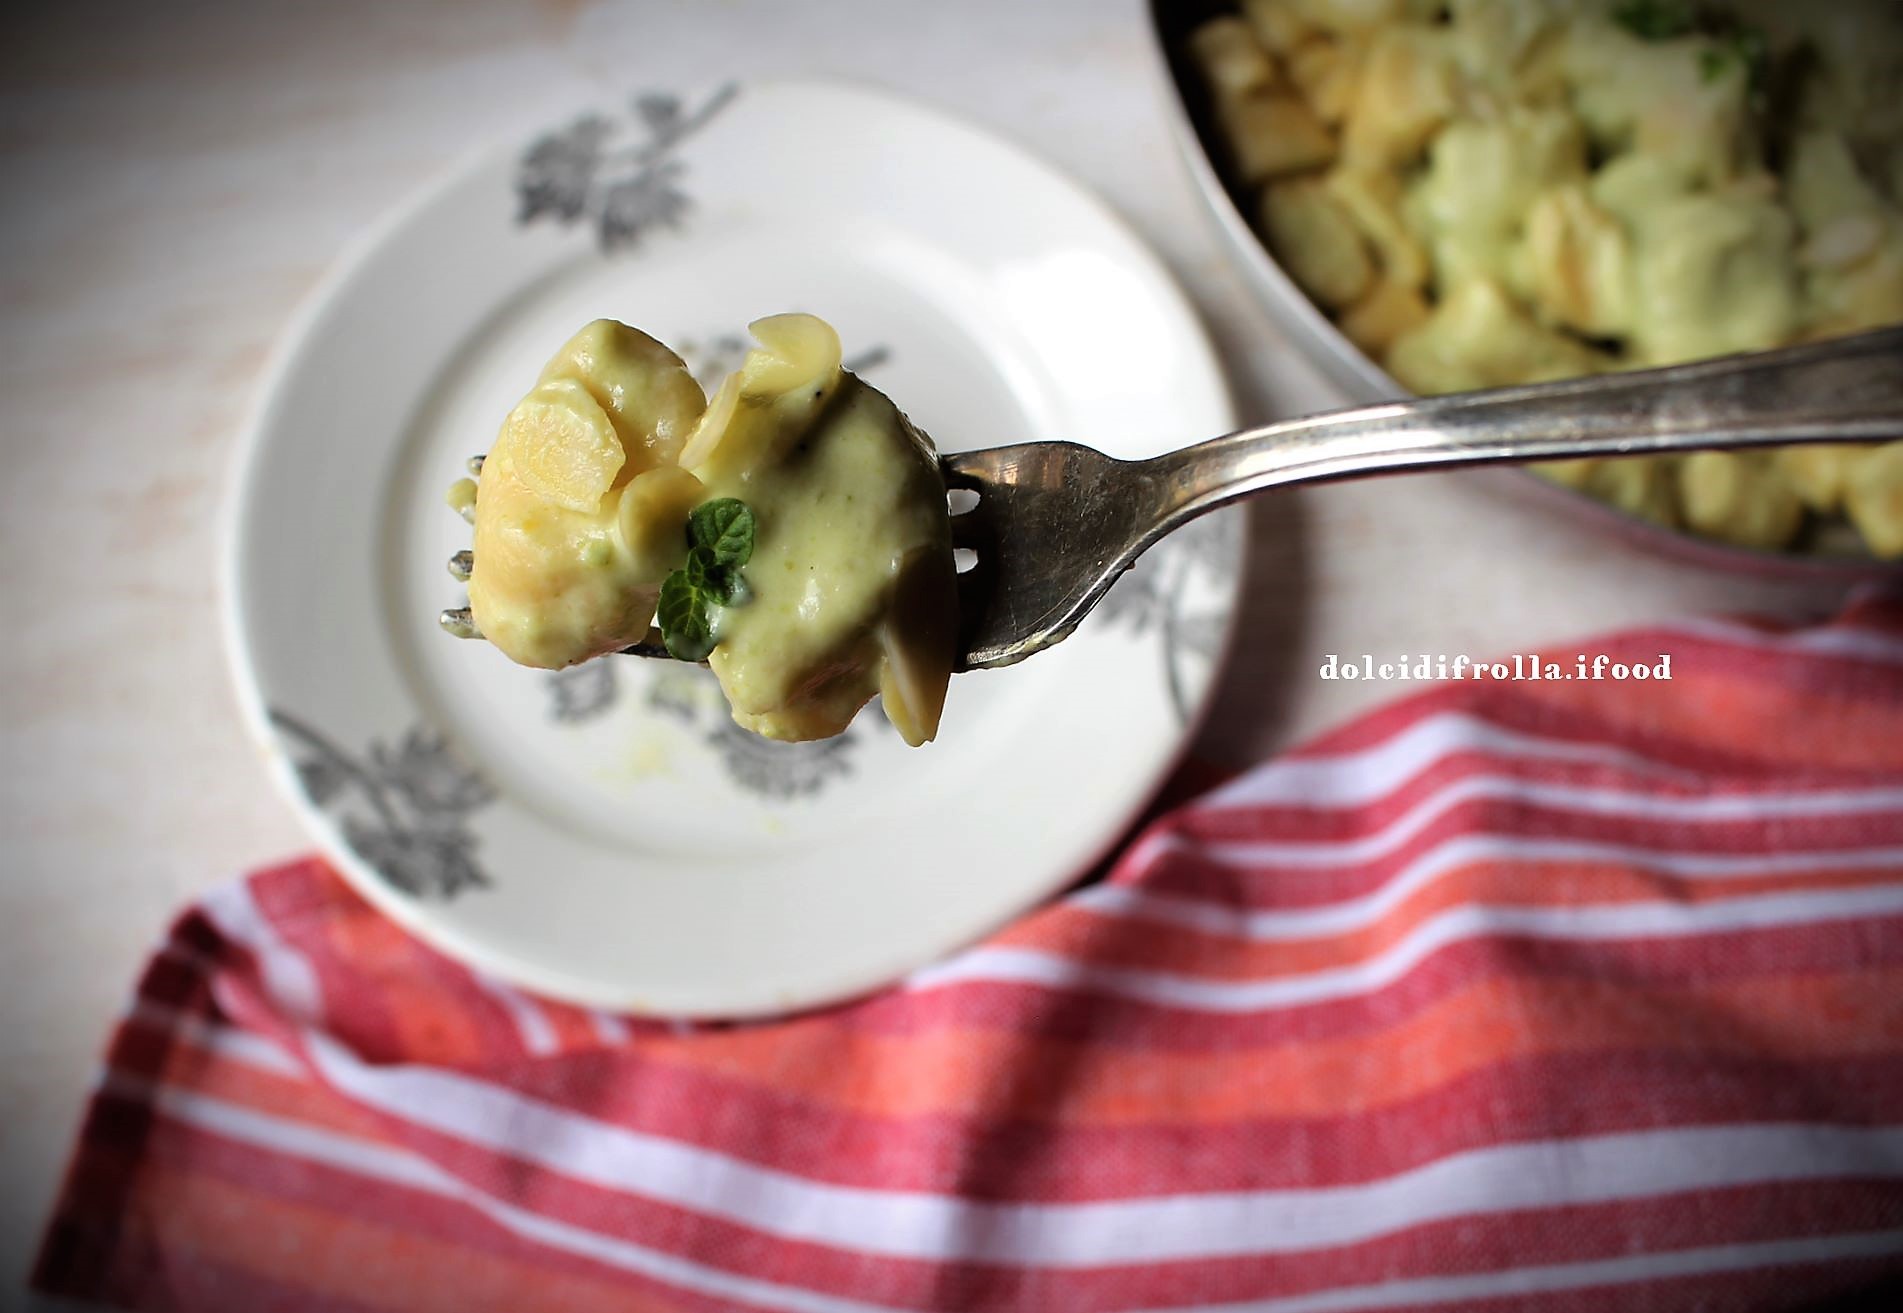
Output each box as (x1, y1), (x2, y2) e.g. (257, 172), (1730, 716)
(467, 454), (485, 476)
(448, 550), (473, 582)
(440, 607), (481, 639)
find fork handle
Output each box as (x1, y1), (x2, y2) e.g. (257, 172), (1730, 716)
(1143, 326), (1903, 540)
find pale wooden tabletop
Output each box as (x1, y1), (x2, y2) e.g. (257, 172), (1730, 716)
(0, 0), (1847, 1293)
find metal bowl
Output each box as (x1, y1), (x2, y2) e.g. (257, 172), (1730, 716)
(1145, 0), (1894, 581)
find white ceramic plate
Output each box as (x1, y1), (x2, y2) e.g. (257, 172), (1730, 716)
(223, 78), (1242, 1017)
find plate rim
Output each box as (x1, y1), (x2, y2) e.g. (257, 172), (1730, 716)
(218, 74), (1245, 1017)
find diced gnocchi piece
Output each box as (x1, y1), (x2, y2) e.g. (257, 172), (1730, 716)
(1384, 277), (1607, 395)
(1259, 178), (1375, 309)
(1774, 445), (1867, 514)
(1444, 0), (1574, 91)
(1678, 451), (1804, 549)
(1806, 236), (1903, 337)
(1521, 184), (1635, 339)
(1409, 108), (1588, 296)
(1847, 444), (1903, 558)
(1586, 455), (1680, 529)
(1324, 167), (1430, 289)
(1188, 18), (1280, 99)
(1240, 0), (1318, 55)
(1286, 37), (1364, 124)
(1588, 152), (1695, 231)
(1529, 458), (1598, 491)
(1786, 137), (1903, 336)
(1214, 90), (1338, 182)
(1341, 27), (1459, 168)
(1802, 216), (1885, 273)
(1788, 132), (1888, 237)
(1288, 0), (1407, 37)
(1628, 193), (1799, 366)
(1338, 276), (1430, 354)
(1564, 25), (1753, 187)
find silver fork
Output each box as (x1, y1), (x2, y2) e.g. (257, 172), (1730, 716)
(445, 326), (1903, 671)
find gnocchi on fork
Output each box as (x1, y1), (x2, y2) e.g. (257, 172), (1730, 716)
(446, 322), (1903, 743)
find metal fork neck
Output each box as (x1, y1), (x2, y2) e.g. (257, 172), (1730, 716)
(1141, 326), (1903, 544)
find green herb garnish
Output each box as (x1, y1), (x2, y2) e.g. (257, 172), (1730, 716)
(656, 497), (755, 661)
(689, 497), (756, 568)
(1612, 0), (1695, 39)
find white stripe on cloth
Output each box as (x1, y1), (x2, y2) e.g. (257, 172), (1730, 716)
(1197, 712), (1700, 812)
(590, 1010), (633, 1044)
(199, 881), (325, 1026)
(1135, 1228), (1903, 1313)
(1195, 834), (1903, 876)
(1080, 834), (1903, 941)
(1667, 616), (1903, 665)
(126, 1001), (303, 1078)
(1185, 773), (1903, 871)
(108, 1074), (902, 1313)
(910, 884), (1903, 1012)
(469, 972), (561, 1056)
(293, 1011), (1903, 1267)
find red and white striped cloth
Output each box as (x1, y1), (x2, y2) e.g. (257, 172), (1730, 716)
(34, 597), (1903, 1311)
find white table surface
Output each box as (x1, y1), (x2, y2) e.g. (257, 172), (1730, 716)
(0, 0), (1851, 1294)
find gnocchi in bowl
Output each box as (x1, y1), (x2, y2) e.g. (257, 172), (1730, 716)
(1159, 0), (1903, 561)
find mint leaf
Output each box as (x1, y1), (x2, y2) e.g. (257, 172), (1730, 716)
(657, 497), (755, 660)
(684, 547), (737, 605)
(1613, 0), (1694, 39)
(656, 571), (713, 661)
(688, 498), (756, 568)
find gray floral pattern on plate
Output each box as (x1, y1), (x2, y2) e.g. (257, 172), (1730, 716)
(270, 709), (495, 899)
(650, 664), (878, 800)
(545, 663), (618, 723)
(547, 657), (887, 801)
(1094, 510), (1242, 724)
(517, 84), (740, 252)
